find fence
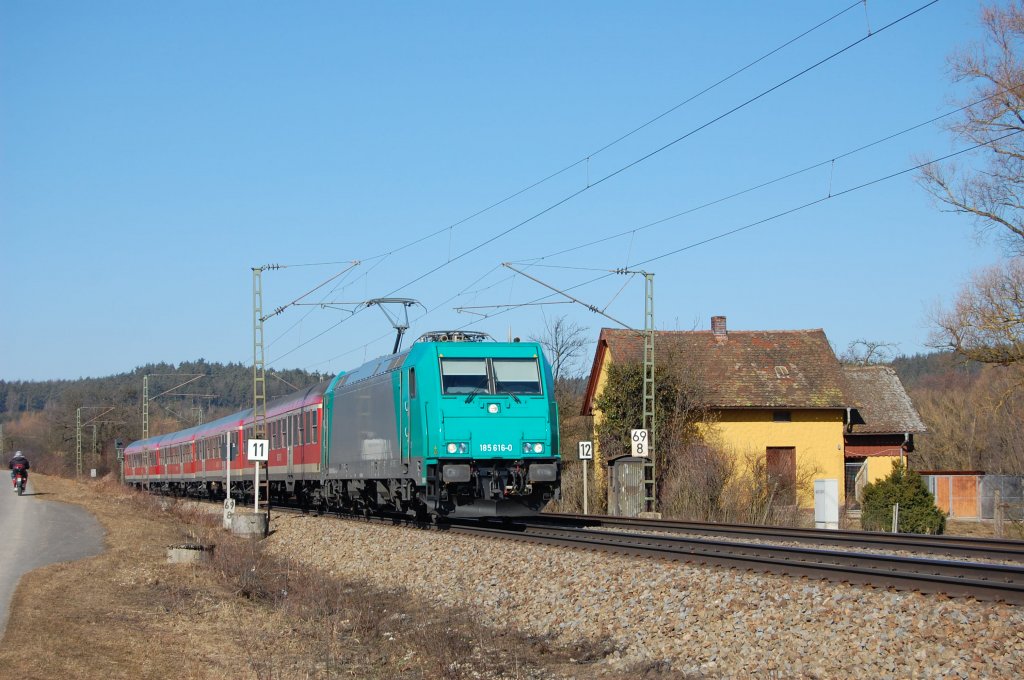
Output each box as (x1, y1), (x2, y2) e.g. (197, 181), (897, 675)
(922, 473), (1024, 521)
(981, 475), (1024, 521)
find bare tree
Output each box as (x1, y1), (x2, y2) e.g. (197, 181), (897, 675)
(529, 315), (590, 384)
(918, 2), (1024, 254)
(839, 339), (900, 365)
(910, 362), (1024, 474)
(932, 258), (1024, 365)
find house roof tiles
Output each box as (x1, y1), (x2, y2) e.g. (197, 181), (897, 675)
(583, 325), (849, 412)
(842, 365), (927, 434)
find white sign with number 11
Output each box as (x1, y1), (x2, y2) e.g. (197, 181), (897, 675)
(247, 438), (269, 462)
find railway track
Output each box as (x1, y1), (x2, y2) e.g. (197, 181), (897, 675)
(443, 517), (1024, 604)
(538, 513), (1024, 562)
(207, 497), (1024, 604)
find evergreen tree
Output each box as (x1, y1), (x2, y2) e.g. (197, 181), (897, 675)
(861, 461), (946, 534)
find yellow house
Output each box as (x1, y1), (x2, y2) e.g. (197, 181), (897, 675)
(581, 316), (850, 508)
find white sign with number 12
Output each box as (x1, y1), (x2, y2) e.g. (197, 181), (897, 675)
(578, 441), (593, 460)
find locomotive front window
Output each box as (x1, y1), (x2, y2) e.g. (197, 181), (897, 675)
(440, 358), (489, 394)
(492, 358), (542, 394)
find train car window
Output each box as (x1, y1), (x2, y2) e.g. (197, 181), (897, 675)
(409, 368), (417, 398)
(271, 421), (278, 448)
(440, 358), (488, 394)
(492, 358), (543, 394)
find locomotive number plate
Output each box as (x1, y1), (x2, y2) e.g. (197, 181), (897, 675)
(479, 443), (513, 452)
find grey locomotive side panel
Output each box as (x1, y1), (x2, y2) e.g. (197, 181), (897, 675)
(328, 373), (400, 477)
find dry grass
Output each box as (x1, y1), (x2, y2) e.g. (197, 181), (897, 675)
(0, 475), (634, 680)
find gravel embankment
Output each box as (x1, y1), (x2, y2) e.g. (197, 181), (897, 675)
(265, 512), (1024, 677)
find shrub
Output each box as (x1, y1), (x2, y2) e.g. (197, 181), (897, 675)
(861, 461), (946, 534)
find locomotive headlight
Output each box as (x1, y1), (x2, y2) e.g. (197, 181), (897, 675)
(447, 442), (468, 454)
(523, 443), (532, 454)
(487, 403), (500, 414)
(458, 442), (467, 454)
(447, 443), (458, 454)
(533, 443), (544, 453)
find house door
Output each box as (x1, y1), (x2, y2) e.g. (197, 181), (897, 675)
(766, 447), (797, 506)
(845, 459), (866, 510)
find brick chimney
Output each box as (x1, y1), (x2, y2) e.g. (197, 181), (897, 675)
(711, 315), (727, 343)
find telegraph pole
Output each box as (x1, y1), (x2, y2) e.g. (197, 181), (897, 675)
(501, 263), (658, 514)
(250, 260), (361, 533)
(641, 272), (656, 514)
(252, 265), (273, 532)
(248, 260), (361, 534)
(142, 373), (208, 440)
(76, 406), (116, 479)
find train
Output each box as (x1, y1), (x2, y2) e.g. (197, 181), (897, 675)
(123, 331), (561, 517)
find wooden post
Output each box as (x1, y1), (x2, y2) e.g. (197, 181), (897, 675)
(995, 488), (1004, 538)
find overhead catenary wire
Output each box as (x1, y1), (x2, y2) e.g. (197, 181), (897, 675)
(266, 259), (373, 350)
(375, 0), (938, 305)
(287, 69), (969, 369)
(341, 1), (864, 269)
(461, 131), (1021, 328)
(273, 1), (938, 369)
(509, 89), (1001, 270)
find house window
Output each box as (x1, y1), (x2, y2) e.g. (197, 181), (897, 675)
(772, 411), (791, 422)
(766, 447), (797, 506)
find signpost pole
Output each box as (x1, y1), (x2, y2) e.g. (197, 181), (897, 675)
(247, 438), (269, 516)
(578, 441), (593, 516)
(583, 459), (588, 515)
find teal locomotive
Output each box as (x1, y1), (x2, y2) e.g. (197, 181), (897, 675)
(123, 331), (561, 517)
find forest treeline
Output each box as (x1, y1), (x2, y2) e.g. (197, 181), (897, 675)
(892, 353), (1024, 475)
(0, 360), (328, 476)
(2, 349), (1022, 479)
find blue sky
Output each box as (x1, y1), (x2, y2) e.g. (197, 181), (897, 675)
(0, 1), (1009, 381)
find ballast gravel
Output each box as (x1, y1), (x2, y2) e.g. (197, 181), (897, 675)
(265, 512), (1024, 678)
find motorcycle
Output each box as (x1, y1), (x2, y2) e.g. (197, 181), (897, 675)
(12, 469), (26, 496)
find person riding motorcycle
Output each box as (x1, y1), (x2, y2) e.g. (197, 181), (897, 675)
(9, 451), (29, 491)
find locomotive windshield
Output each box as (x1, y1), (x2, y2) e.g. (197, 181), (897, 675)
(440, 357), (542, 395)
(440, 358), (489, 394)
(492, 358), (541, 394)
